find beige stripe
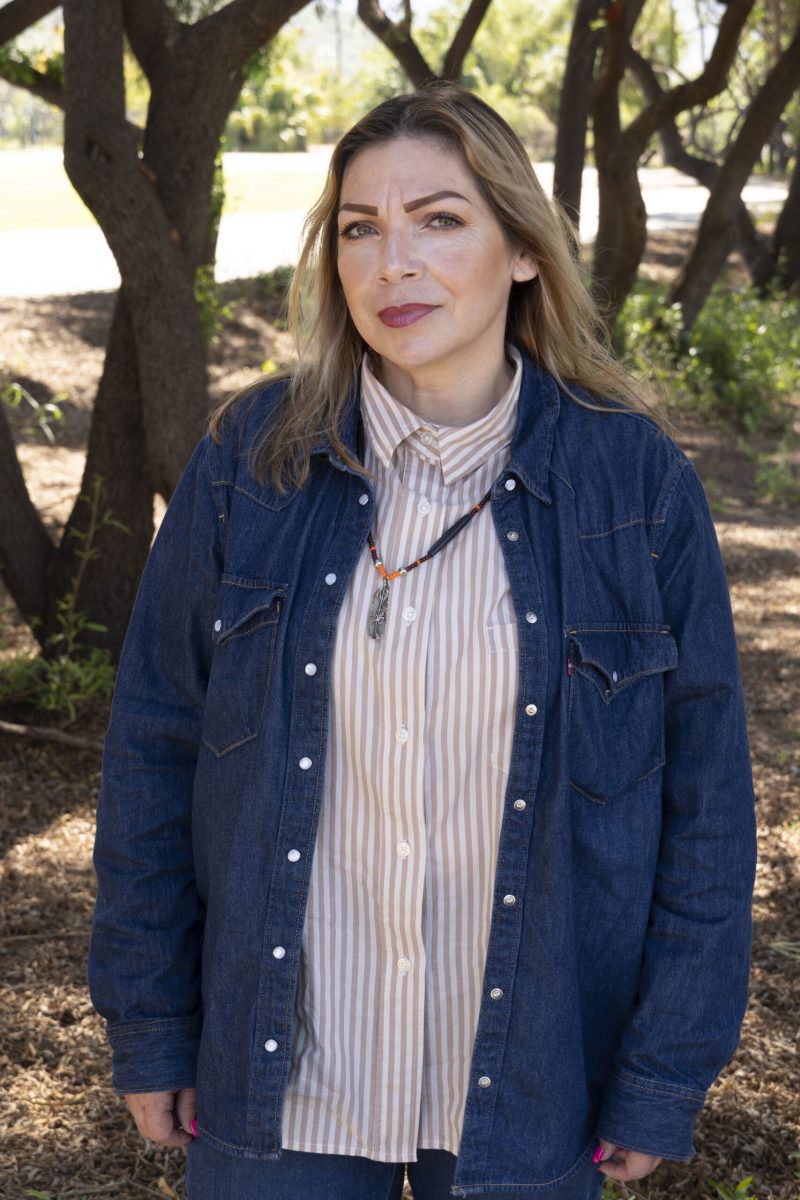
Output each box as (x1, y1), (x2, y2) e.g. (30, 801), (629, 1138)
(281, 345), (521, 1161)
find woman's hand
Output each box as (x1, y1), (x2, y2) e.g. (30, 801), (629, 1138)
(594, 1137), (662, 1182)
(125, 1088), (196, 1148)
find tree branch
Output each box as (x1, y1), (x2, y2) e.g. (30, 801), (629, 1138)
(0, 403), (55, 635)
(440, 0), (493, 81)
(0, 58), (63, 107)
(121, 0), (181, 81)
(0, 0), (58, 46)
(192, 0), (316, 76)
(625, 0), (756, 156)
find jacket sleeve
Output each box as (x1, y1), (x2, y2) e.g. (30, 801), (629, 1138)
(87, 431), (225, 1095)
(595, 456), (758, 1162)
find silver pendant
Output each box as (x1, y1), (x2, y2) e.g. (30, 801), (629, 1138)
(367, 578), (390, 640)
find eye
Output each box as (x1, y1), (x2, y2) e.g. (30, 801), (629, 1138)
(338, 211), (464, 240)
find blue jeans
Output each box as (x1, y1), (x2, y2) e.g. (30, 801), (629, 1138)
(185, 1139), (606, 1199)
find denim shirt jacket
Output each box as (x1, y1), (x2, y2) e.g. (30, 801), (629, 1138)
(88, 340), (758, 1197)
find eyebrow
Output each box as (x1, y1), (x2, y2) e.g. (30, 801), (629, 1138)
(338, 190), (472, 216)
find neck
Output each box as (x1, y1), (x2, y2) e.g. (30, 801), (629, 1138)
(370, 343), (515, 427)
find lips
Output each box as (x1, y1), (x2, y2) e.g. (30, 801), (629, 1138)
(378, 304), (438, 328)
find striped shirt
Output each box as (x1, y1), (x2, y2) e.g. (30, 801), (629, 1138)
(280, 342), (522, 1162)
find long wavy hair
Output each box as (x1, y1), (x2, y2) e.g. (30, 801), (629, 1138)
(209, 81), (670, 494)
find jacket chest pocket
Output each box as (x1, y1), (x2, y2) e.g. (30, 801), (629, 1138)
(566, 624), (678, 803)
(201, 576), (287, 758)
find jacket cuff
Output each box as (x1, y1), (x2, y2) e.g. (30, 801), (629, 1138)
(107, 1014), (202, 1095)
(595, 1066), (705, 1162)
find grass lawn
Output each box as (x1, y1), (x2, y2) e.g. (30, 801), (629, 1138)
(0, 146), (333, 231)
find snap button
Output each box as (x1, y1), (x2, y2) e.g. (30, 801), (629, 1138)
(359, 493), (369, 505)
(525, 703), (538, 716)
(506, 530), (519, 541)
(503, 894), (516, 906)
(305, 663), (317, 676)
(299, 756), (312, 770)
(525, 611), (537, 623)
(287, 849), (301, 862)
(513, 799), (526, 811)
(504, 478), (516, 491)
(612, 670), (618, 682)
(272, 946), (286, 959)
(213, 619), (222, 632)
(325, 573), (337, 585)
(264, 1039), (278, 1052)
(478, 1076), (492, 1088)
(490, 987), (503, 999)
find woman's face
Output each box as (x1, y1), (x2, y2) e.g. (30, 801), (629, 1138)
(335, 135), (537, 382)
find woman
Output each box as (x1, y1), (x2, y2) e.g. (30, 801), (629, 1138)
(88, 82), (758, 1200)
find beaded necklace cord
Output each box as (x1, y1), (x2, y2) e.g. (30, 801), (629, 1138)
(357, 414), (493, 641)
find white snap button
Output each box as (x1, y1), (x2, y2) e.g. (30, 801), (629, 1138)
(525, 703), (537, 716)
(503, 894), (516, 906)
(264, 1039), (278, 1052)
(359, 493), (369, 505)
(325, 573), (337, 585)
(513, 799), (526, 811)
(299, 756), (312, 770)
(504, 478), (516, 491)
(397, 841), (411, 857)
(273, 946), (286, 959)
(490, 987), (504, 999)
(402, 606), (417, 623)
(396, 726), (409, 744)
(398, 957), (411, 973)
(478, 1076), (492, 1088)
(305, 663), (317, 676)
(525, 612), (537, 623)
(506, 530), (519, 541)
(287, 849), (301, 862)
(213, 619), (222, 632)
(612, 671), (618, 682)
(417, 498), (432, 514)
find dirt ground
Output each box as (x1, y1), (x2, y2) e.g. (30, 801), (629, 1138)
(0, 249), (799, 1200)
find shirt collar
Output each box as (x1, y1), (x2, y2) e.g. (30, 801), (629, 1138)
(360, 344), (523, 486)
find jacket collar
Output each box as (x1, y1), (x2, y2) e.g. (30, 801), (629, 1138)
(311, 337), (560, 505)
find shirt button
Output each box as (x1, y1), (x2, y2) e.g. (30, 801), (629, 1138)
(420, 431), (433, 445)
(478, 1076), (492, 1088)
(287, 849), (301, 862)
(213, 619), (222, 632)
(396, 726), (409, 744)
(513, 799), (526, 811)
(504, 478), (516, 491)
(398, 957), (411, 973)
(304, 663), (317, 676)
(397, 841), (411, 857)
(402, 606), (417, 623)
(503, 894), (516, 906)
(525, 703), (538, 716)
(299, 756), (312, 770)
(273, 946), (286, 959)
(264, 1039), (278, 1052)
(506, 530), (519, 541)
(417, 498), (432, 514)
(525, 611), (537, 623)
(490, 987), (504, 1000)
(325, 573), (337, 585)
(359, 493), (370, 505)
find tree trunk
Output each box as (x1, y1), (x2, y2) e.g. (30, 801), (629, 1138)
(670, 24), (800, 330)
(770, 152), (800, 290)
(0, 405), (55, 637)
(553, 0), (602, 226)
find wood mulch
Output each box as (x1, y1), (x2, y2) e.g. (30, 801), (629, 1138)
(0, 253), (798, 1200)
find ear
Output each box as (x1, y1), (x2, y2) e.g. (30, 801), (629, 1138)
(512, 250), (538, 283)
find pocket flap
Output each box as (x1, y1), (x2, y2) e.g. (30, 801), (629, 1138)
(216, 576), (287, 643)
(568, 627), (677, 695)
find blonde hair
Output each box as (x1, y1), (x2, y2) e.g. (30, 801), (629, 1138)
(210, 81), (671, 494)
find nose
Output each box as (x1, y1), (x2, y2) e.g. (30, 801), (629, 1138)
(377, 224), (423, 283)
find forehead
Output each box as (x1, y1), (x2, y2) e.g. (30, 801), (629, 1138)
(340, 135), (473, 189)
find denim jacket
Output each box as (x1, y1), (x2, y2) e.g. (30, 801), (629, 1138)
(88, 341), (757, 1196)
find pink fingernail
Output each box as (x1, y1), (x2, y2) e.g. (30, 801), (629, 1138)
(592, 1143), (604, 1163)
(190, 1117), (197, 1136)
